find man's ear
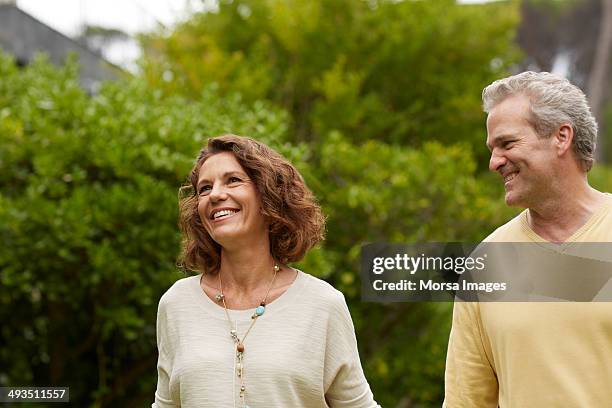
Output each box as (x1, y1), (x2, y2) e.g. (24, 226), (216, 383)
(555, 123), (574, 157)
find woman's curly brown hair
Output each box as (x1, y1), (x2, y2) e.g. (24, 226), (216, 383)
(178, 134), (325, 275)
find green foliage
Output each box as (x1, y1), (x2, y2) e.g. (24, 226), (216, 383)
(304, 133), (515, 406)
(0, 0), (532, 406)
(589, 163), (612, 191)
(141, 0), (521, 156)
(0, 52), (289, 406)
(11, 0), (603, 405)
(0, 50), (524, 406)
(140, 3), (523, 404)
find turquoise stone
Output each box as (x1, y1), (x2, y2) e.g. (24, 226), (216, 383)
(255, 305), (265, 316)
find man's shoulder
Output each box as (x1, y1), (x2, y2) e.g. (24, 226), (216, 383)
(589, 192), (612, 240)
(483, 210), (529, 243)
(602, 192), (612, 209)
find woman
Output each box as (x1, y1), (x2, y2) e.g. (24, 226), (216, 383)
(153, 134), (380, 408)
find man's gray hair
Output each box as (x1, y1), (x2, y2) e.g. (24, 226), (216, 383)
(482, 71), (598, 171)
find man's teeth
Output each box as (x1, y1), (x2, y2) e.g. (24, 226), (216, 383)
(213, 209), (238, 219)
(504, 173), (517, 182)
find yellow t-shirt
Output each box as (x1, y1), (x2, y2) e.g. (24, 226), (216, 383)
(444, 195), (612, 408)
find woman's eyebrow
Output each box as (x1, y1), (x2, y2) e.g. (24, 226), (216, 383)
(196, 171), (247, 189)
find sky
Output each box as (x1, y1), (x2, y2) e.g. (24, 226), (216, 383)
(17, 0), (211, 36)
(16, 0), (214, 70)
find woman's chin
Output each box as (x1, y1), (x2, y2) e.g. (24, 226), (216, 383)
(211, 229), (255, 248)
(210, 222), (270, 249)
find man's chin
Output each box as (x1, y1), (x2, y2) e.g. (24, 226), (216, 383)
(504, 191), (526, 208)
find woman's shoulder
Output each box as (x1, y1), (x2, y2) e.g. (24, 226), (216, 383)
(297, 271), (349, 310)
(294, 271), (357, 333)
(158, 274), (200, 309)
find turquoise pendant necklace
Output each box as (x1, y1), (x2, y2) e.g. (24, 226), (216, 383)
(216, 263), (280, 408)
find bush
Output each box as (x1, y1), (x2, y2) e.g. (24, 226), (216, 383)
(5, 50), (603, 407)
(0, 52), (289, 406)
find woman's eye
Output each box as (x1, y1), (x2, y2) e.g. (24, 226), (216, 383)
(198, 185), (212, 195)
(228, 177), (242, 183)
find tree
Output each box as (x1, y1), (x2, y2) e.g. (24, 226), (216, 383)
(141, 0), (521, 158)
(517, 0), (612, 162)
(0, 51), (290, 406)
(139, 0), (524, 405)
(587, 0), (612, 160)
(6, 1), (609, 405)
(0, 51), (522, 407)
(77, 25), (130, 54)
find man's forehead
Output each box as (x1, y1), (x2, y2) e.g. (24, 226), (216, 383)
(486, 97), (532, 138)
(489, 95), (520, 113)
(487, 94), (531, 122)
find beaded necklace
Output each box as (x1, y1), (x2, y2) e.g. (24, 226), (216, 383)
(215, 264), (280, 408)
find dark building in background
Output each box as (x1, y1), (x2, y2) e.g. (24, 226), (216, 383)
(0, 0), (121, 91)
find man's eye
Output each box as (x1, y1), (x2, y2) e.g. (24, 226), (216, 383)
(502, 141), (514, 148)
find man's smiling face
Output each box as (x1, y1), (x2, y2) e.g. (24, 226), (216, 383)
(486, 94), (559, 208)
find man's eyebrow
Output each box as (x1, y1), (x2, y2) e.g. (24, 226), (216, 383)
(486, 134), (515, 151)
(486, 136), (498, 152)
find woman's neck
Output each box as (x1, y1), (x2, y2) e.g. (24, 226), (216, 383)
(219, 252), (277, 293)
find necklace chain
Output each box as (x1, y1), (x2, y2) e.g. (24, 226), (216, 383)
(216, 263), (280, 408)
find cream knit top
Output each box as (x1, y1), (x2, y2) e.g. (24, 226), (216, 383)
(153, 270), (380, 408)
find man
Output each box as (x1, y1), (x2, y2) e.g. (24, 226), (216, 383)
(444, 71), (612, 407)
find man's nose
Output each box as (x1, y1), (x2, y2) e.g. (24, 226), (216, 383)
(489, 150), (507, 172)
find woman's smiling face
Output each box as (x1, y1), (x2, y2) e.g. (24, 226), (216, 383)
(196, 152), (268, 248)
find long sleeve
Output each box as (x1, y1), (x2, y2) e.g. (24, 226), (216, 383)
(324, 292), (381, 408)
(443, 301), (498, 408)
(152, 296), (179, 408)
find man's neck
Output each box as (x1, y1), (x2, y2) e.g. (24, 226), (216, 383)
(527, 184), (607, 243)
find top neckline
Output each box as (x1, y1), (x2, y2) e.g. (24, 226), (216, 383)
(519, 193), (612, 245)
(191, 269), (306, 321)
